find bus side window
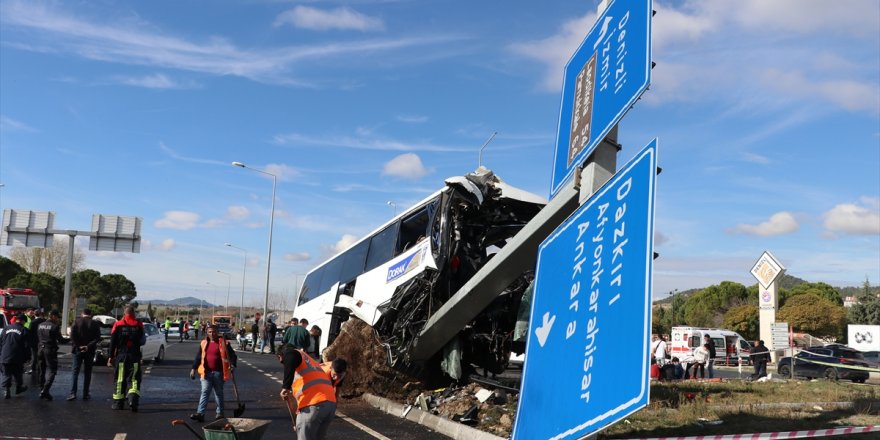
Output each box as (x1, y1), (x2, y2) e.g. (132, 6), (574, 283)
(397, 208), (431, 255)
(299, 270), (323, 305)
(365, 224), (398, 272)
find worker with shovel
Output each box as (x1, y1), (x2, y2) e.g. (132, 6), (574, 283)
(189, 325), (238, 422)
(279, 344), (347, 439)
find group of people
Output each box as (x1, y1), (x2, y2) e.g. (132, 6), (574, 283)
(237, 316), (322, 361)
(162, 317), (202, 341)
(0, 308), (70, 400)
(650, 334), (717, 380)
(649, 334), (773, 382)
(191, 314), (347, 439)
(2, 306), (348, 438)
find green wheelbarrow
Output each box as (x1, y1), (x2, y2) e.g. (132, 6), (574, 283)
(172, 418), (271, 440)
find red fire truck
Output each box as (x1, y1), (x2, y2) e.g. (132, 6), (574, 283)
(0, 288), (41, 321)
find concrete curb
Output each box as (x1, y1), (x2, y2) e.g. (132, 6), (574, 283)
(362, 392), (508, 440)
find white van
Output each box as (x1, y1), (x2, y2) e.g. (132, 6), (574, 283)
(671, 326), (753, 365)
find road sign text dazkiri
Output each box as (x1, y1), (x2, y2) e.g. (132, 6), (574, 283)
(513, 140), (657, 440)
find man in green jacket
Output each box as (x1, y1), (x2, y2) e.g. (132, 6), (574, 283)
(281, 318), (310, 350)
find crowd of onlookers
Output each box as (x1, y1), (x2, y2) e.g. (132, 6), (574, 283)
(231, 317), (323, 361)
(649, 334), (771, 381)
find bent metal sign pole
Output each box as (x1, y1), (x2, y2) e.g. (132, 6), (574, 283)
(549, 0), (652, 199)
(513, 140), (658, 440)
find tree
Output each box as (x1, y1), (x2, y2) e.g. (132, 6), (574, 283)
(779, 282), (842, 307)
(682, 281), (751, 327)
(100, 273), (137, 314)
(652, 306), (669, 335)
(7, 237), (85, 278)
(778, 294), (847, 340)
(722, 304), (759, 341)
(0, 256), (26, 287)
(6, 272), (64, 310)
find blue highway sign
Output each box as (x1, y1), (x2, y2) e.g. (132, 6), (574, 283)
(549, 0), (652, 198)
(513, 139), (658, 440)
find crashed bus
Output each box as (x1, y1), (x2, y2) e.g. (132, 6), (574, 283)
(295, 167), (545, 381)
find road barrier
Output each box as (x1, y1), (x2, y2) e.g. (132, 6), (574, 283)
(625, 425), (879, 440)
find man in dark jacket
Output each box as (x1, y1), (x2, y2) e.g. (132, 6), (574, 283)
(37, 310), (67, 400)
(750, 340), (770, 380)
(250, 319), (260, 353)
(0, 313), (30, 398)
(68, 308), (102, 401)
(703, 334), (717, 379)
(108, 306), (145, 411)
(26, 309), (45, 380)
(266, 319), (277, 354)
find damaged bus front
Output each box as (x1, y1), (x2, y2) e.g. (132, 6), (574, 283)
(295, 167), (545, 381)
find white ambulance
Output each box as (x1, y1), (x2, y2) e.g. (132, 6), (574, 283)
(670, 326), (753, 365)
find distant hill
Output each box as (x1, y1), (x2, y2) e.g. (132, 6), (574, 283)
(652, 274), (871, 305)
(139, 297), (215, 307)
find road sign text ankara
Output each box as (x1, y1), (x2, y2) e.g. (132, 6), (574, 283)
(513, 140), (658, 440)
(550, 0), (652, 198)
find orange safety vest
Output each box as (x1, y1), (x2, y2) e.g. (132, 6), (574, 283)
(198, 337), (231, 381)
(291, 349), (336, 411)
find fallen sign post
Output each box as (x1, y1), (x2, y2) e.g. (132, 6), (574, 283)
(512, 140), (658, 440)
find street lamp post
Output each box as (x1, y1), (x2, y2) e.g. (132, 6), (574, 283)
(386, 201), (397, 216)
(225, 243), (248, 328)
(669, 288), (679, 330)
(232, 161), (276, 330)
(217, 270), (232, 314)
(206, 282), (218, 317)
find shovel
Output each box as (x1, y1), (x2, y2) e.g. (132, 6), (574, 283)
(230, 370), (245, 417)
(171, 419), (204, 440)
(283, 395), (297, 431)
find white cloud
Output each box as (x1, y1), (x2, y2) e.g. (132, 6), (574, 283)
(741, 152), (770, 165)
(283, 252), (311, 262)
(396, 114), (428, 123)
(114, 73), (194, 89)
(274, 6), (384, 32)
(0, 114), (35, 132)
(0, 1), (447, 87)
(508, 12), (596, 92)
(158, 238), (176, 251)
(382, 153), (430, 180)
(732, 0), (879, 39)
(761, 68), (879, 113)
(155, 211), (200, 230)
(332, 234), (359, 253)
(263, 163), (301, 182)
(226, 205), (250, 220)
(272, 132), (470, 152)
(729, 211), (800, 236)
(823, 200), (880, 236)
(159, 142), (227, 166)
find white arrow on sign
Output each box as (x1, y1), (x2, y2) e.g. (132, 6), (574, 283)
(534, 312), (556, 347)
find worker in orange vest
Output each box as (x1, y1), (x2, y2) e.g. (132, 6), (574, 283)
(189, 325), (237, 422)
(279, 345), (347, 439)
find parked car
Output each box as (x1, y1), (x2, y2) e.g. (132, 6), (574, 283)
(862, 350), (880, 368)
(777, 344), (870, 383)
(94, 321), (166, 365)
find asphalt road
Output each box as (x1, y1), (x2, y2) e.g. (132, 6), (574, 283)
(0, 337), (449, 440)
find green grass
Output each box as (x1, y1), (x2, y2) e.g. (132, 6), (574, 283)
(600, 380), (880, 439)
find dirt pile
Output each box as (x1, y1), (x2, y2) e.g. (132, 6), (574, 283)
(324, 318), (520, 437)
(323, 318), (422, 400)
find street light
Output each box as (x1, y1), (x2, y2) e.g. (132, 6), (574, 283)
(231, 160), (275, 330)
(225, 243), (248, 328)
(669, 288), (679, 329)
(206, 282), (218, 317)
(386, 200), (397, 216)
(217, 270), (232, 314)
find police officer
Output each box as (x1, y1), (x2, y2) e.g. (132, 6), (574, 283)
(37, 310), (67, 400)
(0, 313), (30, 399)
(108, 306), (145, 411)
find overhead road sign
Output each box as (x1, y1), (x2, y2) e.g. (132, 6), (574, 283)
(513, 139), (658, 440)
(549, 0), (652, 198)
(1, 209), (55, 247)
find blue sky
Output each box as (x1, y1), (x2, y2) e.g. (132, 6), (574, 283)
(1, 0), (878, 307)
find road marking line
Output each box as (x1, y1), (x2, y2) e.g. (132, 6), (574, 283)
(337, 411), (392, 440)
(113, 434), (127, 440)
